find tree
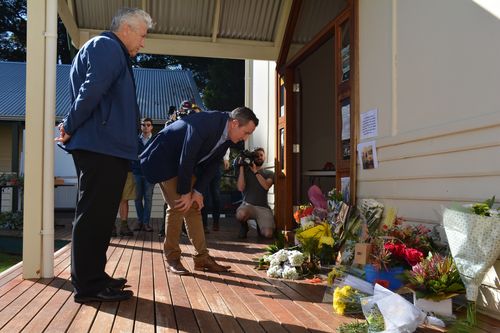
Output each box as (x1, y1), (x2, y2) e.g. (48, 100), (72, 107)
(0, 0), (27, 62)
(0, 0), (73, 63)
(135, 54), (244, 111)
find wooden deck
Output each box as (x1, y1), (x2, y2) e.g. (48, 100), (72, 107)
(0, 216), (499, 332)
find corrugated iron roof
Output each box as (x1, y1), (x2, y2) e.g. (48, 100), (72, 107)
(0, 61), (204, 124)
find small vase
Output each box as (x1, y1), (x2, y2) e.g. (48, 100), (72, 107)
(413, 294), (453, 316)
(364, 264), (404, 290)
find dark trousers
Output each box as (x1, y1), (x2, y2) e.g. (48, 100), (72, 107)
(71, 150), (128, 296)
(201, 167), (222, 227)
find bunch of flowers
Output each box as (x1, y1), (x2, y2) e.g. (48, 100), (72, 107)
(265, 249), (305, 280)
(293, 205), (314, 224)
(370, 239), (423, 271)
(332, 285), (368, 315)
(380, 218), (435, 256)
(405, 253), (465, 301)
(443, 196), (500, 326)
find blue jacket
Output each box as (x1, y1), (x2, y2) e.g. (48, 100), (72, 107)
(131, 134), (154, 175)
(140, 111), (232, 195)
(61, 31), (140, 160)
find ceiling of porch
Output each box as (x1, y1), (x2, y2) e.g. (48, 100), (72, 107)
(58, 0), (348, 61)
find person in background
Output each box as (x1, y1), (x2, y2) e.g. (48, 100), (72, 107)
(236, 147), (275, 239)
(55, 8), (152, 303)
(132, 117), (155, 232)
(201, 149), (230, 233)
(140, 107), (259, 275)
(114, 167), (135, 236)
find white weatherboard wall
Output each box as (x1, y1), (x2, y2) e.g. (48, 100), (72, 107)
(359, 0), (500, 317)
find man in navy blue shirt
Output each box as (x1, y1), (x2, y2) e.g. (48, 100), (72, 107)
(141, 107), (258, 275)
(56, 8), (152, 303)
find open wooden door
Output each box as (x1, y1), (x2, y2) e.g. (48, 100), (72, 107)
(274, 1), (356, 231)
(274, 70), (296, 231)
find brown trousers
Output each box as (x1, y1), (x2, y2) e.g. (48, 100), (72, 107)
(159, 177), (209, 264)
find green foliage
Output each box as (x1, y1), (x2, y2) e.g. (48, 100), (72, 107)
(0, 211), (23, 230)
(336, 321), (368, 333)
(0, 252), (21, 273)
(134, 54), (244, 111)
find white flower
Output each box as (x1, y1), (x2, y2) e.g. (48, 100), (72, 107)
(267, 265), (283, 278)
(269, 258), (281, 268)
(282, 266), (299, 280)
(287, 250), (305, 267)
(275, 249), (289, 262)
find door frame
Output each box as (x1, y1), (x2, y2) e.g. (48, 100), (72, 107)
(274, 0), (358, 231)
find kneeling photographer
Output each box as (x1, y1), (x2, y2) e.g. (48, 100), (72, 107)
(235, 147), (275, 239)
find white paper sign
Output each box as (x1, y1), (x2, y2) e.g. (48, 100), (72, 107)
(357, 141), (378, 169)
(360, 109), (378, 140)
(341, 104), (350, 140)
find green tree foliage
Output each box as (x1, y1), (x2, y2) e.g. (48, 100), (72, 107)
(0, 0), (73, 63)
(0, 0), (27, 61)
(135, 54), (244, 111)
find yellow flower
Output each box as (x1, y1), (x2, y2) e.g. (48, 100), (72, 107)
(319, 235), (334, 248)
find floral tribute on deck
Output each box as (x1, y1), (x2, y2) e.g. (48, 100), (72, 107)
(257, 186), (498, 332)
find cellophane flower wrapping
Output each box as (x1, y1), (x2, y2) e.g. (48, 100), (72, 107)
(442, 208), (500, 302)
(360, 284), (426, 333)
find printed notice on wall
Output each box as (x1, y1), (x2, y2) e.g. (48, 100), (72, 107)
(360, 109), (378, 140)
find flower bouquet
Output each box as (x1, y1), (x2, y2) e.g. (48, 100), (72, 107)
(442, 197), (500, 325)
(265, 249), (305, 280)
(366, 239), (424, 290)
(405, 253), (465, 316)
(333, 285), (368, 315)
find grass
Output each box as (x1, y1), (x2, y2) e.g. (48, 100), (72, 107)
(0, 252), (21, 273)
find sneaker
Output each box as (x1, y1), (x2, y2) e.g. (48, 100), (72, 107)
(194, 256), (231, 272)
(120, 221), (134, 236)
(238, 223), (249, 239)
(143, 224), (153, 232)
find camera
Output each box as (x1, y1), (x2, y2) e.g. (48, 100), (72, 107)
(234, 149), (259, 167)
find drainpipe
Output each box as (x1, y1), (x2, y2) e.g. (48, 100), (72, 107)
(42, 0), (57, 278)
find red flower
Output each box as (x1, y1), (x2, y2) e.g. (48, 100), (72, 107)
(375, 279), (390, 289)
(404, 248), (424, 266)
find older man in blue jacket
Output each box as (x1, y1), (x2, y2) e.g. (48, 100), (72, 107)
(56, 8), (152, 303)
(141, 107), (258, 274)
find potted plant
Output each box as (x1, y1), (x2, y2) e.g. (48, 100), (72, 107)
(405, 253), (465, 316)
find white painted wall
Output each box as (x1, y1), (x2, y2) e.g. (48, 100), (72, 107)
(246, 60), (277, 208)
(359, 0), (500, 317)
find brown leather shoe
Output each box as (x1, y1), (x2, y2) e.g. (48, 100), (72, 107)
(167, 260), (190, 275)
(194, 256), (231, 272)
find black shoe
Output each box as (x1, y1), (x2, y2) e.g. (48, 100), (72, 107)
(107, 277), (127, 289)
(158, 230), (165, 237)
(74, 288), (133, 303)
(238, 223), (249, 239)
